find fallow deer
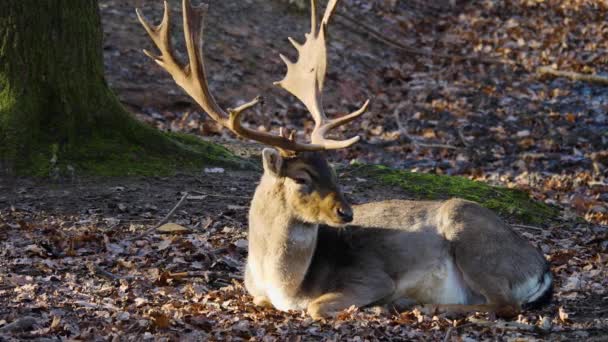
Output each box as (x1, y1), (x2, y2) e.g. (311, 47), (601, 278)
(137, 0), (552, 320)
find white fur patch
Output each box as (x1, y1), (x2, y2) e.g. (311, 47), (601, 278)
(265, 284), (308, 311)
(437, 259), (469, 304)
(288, 223), (317, 245)
(394, 258), (469, 304)
(512, 272), (552, 304)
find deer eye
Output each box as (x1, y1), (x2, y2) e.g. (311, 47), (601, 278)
(294, 177), (308, 185)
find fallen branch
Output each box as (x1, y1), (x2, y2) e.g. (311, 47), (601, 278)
(468, 317), (538, 332)
(512, 224), (545, 232)
(442, 327), (453, 342)
(538, 66), (608, 85)
(86, 262), (137, 281)
(93, 265), (121, 281)
(129, 192), (189, 241)
(0, 316), (38, 332)
(168, 271), (243, 281)
(191, 189), (249, 199)
(336, 11), (517, 67)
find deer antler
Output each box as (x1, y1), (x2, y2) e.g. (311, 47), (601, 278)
(274, 0), (370, 149)
(137, 0), (319, 153)
(137, 0), (367, 154)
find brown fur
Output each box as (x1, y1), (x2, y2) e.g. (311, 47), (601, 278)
(245, 149), (552, 319)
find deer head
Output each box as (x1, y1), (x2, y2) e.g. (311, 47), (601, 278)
(137, 0), (367, 225)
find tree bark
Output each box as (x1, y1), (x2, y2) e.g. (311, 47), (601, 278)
(0, 0), (235, 175)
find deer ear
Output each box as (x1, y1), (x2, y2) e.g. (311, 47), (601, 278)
(262, 148), (283, 177)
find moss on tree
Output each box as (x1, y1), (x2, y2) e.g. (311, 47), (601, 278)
(0, 0), (241, 177)
(354, 164), (559, 225)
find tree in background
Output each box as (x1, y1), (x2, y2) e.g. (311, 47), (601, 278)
(0, 0), (236, 176)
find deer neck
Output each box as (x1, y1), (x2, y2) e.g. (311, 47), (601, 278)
(247, 174), (318, 294)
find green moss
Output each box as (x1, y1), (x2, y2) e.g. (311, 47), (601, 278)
(18, 129), (247, 177)
(0, 1), (252, 177)
(354, 164), (559, 225)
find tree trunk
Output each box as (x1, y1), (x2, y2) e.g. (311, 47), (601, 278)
(0, 0), (237, 176)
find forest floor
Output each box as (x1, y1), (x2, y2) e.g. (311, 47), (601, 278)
(1, 0), (608, 340)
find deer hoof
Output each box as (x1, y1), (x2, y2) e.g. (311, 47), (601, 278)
(253, 296), (272, 308)
(307, 304), (328, 321)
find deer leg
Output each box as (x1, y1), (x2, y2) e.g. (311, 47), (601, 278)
(253, 296), (273, 308)
(307, 273), (395, 320)
(307, 292), (350, 320)
(308, 292), (387, 320)
(451, 261), (522, 318)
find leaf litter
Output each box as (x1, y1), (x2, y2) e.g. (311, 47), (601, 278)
(1, 0), (607, 340)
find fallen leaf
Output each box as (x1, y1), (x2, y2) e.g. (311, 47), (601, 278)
(558, 307), (570, 322)
(157, 223), (190, 234)
(149, 312), (171, 329)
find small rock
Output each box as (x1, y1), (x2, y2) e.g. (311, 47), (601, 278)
(116, 312), (130, 321)
(539, 316), (552, 331)
(232, 320), (250, 331)
(516, 130), (531, 137)
(106, 243), (124, 255)
(562, 275), (582, 291)
(117, 203), (128, 212)
(145, 204), (158, 212)
(204, 167), (225, 174)
(134, 298), (147, 307)
(234, 239), (248, 249)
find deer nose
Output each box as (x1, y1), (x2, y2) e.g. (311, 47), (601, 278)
(336, 207), (353, 223)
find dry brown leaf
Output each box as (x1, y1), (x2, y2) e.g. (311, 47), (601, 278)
(157, 223), (190, 234)
(558, 307), (570, 322)
(149, 311), (171, 329)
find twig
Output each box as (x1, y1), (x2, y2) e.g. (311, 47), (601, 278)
(415, 142), (460, 150)
(129, 192), (189, 241)
(336, 11), (517, 67)
(454, 322), (475, 330)
(538, 66), (608, 85)
(512, 224), (545, 232)
(191, 189), (249, 199)
(87, 261), (136, 281)
(457, 128), (473, 148)
(168, 271), (243, 281)
(468, 317), (538, 332)
(93, 265), (121, 281)
(443, 327), (453, 342)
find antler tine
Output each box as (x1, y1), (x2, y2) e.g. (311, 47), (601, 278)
(311, 99), (370, 148)
(139, 0), (333, 154)
(310, 0), (318, 36)
(274, 0), (369, 150)
(180, 0), (229, 124)
(136, 1), (181, 71)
